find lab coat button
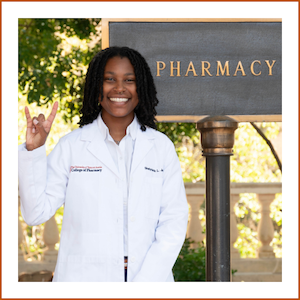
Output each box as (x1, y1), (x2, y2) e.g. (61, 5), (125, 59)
(131, 257), (135, 263)
(130, 216), (135, 222)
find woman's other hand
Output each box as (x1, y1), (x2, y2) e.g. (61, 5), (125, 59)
(25, 102), (59, 151)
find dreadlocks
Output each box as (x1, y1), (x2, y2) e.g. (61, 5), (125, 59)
(78, 46), (159, 131)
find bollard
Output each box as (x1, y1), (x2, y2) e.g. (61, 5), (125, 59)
(197, 116), (238, 282)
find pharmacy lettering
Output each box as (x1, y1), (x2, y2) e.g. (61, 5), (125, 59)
(156, 60), (276, 77)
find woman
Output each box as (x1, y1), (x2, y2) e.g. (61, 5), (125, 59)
(18, 46), (188, 282)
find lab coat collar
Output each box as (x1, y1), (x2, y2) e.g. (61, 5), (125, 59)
(96, 113), (139, 142)
(126, 115), (138, 141)
(80, 114), (155, 178)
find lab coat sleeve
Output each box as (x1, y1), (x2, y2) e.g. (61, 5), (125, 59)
(18, 140), (69, 226)
(132, 140), (189, 282)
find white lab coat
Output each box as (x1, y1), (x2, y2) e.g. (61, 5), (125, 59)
(18, 118), (189, 282)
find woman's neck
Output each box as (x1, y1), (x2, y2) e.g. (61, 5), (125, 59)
(101, 111), (134, 142)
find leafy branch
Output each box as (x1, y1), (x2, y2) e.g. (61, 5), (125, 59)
(250, 122), (282, 173)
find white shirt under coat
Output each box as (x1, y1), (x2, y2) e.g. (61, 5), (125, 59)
(98, 113), (138, 256)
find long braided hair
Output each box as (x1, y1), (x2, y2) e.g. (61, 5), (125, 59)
(78, 46), (159, 131)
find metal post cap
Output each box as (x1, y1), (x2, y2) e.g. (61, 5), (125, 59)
(197, 116), (238, 156)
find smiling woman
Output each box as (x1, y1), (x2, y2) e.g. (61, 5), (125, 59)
(18, 46), (189, 282)
(100, 56), (139, 142)
(79, 47), (159, 132)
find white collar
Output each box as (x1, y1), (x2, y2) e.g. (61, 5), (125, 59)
(97, 113), (139, 141)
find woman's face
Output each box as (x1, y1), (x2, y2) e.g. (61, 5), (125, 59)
(100, 56), (139, 121)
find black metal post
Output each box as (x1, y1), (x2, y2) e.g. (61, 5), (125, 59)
(197, 116), (238, 282)
(206, 155), (231, 281)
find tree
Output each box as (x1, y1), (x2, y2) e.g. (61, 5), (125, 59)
(19, 18), (101, 123)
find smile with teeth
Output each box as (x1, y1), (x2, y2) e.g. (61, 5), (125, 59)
(109, 98), (129, 102)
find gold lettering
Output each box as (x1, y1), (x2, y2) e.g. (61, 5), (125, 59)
(201, 61), (212, 76)
(216, 61), (230, 76)
(250, 60), (261, 76)
(233, 61), (246, 76)
(156, 61), (166, 77)
(185, 61), (198, 77)
(170, 61), (181, 77)
(265, 60), (276, 75)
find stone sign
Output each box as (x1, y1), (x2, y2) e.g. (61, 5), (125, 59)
(102, 19), (282, 122)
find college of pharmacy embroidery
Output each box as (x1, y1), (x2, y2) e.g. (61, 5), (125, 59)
(70, 166), (102, 173)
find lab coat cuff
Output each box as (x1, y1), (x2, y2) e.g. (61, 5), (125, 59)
(18, 143), (46, 158)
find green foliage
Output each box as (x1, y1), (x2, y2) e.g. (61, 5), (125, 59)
(19, 212), (46, 260)
(19, 18), (101, 123)
(156, 122), (199, 146)
(157, 122), (205, 182)
(19, 205), (65, 259)
(233, 193), (282, 258)
(18, 92), (79, 154)
(173, 238), (206, 281)
(173, 239), (239, 281)
(235, 223), (260, 258)
(231, 122), (282, 183)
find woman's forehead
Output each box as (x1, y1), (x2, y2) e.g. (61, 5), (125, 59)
(104, 56), (135, 74)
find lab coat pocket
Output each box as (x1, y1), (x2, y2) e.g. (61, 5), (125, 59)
(144, 176), (163, 220)
(55, 255), (107, 282)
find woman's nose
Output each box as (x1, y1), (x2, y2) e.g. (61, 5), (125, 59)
(114, 81), (125, 93)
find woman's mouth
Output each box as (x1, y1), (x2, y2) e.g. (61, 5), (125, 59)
(109, 98), (129, 103)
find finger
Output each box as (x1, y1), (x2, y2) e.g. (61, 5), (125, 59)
(37, 113), (46, 123)
(25, 106), (33, 125)
(46, 101), (59, 126)
(32, 117), (38, 133)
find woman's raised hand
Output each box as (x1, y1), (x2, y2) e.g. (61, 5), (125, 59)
(25, 102), (59, 151)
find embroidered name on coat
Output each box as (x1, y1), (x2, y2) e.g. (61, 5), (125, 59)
(145, 167), (164, 173)
(70, 166), (102, 173)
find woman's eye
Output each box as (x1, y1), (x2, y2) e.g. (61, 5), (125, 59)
(126, 78), (135, 82)
(105, 77), (114, 82)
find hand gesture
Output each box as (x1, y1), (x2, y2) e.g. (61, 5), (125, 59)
(25, 102), (58, 151)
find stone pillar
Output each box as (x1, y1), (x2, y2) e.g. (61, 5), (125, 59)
(197, 115), (238, 282)
(230, 194), (240, 259)
(257, 194), (275, 258)
(43, 215), (59, 263)
(18, 189), (25, 261)
(18, 216), (25, 261)
(186, 194), (205, 248)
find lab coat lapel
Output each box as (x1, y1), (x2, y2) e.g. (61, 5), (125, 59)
(129, 127), (155, 216)
(131, 127), (154, 175)
(81, 121), (120, 179)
